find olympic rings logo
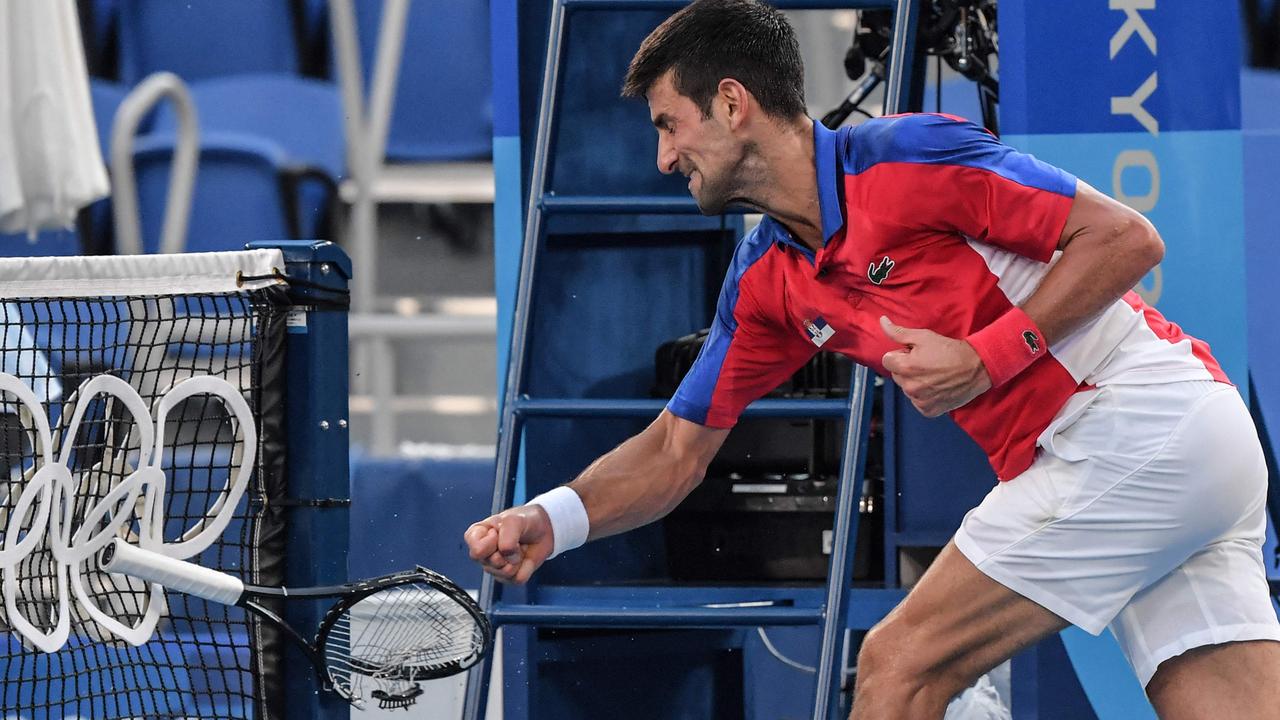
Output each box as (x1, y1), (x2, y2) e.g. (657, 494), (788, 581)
(0, 373), (255, 652)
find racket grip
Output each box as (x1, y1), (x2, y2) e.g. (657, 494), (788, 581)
(101, 538), (246, 605)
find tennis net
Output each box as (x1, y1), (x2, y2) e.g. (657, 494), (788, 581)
(0, 250), (294, 719)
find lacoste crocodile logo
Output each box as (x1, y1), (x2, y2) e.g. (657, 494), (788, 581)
(868, 256), (894, 285)
(1023, 330), (1041, 355)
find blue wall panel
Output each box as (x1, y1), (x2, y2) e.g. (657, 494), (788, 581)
(1003, 130), (1248, 386)
(1003, 0), (1247, 388)
(1001, 2), (1247, 716)
(1002, 2), (1240, 135)
(1243, 70), (1280, 424)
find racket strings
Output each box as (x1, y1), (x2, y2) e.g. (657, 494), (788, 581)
(322, 581), (485, 702)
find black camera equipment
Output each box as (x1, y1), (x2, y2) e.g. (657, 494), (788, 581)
(822, 0), (999, 134)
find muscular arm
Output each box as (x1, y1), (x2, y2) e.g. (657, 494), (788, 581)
(464, 410), (729, 583)
(1022, 179), (1164, 343)
(575, 410), (730, 540)
(882, 179), (1164, 417)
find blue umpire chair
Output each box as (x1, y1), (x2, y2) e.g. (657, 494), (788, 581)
(1241, 68), (1280, 588)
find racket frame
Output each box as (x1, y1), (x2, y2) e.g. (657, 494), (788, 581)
(99, 539), (491, 704)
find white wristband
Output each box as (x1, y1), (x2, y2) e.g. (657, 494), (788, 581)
(527, 486), (589, 559)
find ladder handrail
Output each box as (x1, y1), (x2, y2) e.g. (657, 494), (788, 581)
(462, 0), (570, 716)
(812, 5), (921, 715)
(328, 0), (410, 314)
(813, 366), (873, 720)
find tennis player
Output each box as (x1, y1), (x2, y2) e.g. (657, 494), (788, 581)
(465, 1), (1280, 716)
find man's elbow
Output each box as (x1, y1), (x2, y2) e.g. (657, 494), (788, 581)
(674, 455), (710, 497)
(1124, 213), (1164, 272)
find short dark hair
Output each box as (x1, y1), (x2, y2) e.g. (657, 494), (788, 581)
(621, 0), (806, 120)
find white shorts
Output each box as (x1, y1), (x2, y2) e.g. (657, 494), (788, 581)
(954, 380), (1280, 686)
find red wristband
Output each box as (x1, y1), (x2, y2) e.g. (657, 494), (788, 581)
(965, 307), (1046, 387)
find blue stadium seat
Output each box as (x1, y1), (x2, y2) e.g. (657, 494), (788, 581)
(89, 79), (128, 160)
(151, 74), (343, 239)
(132, 132), (292, 254)
(355, 0), (493, 161)
(147, 75), (342, 177)
(116, 0), (301, 85)
(0, 228), (82, 257)
(85, 80), (131, 255)
(298, 0), (333, 77)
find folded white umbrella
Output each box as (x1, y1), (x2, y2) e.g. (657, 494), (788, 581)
(0, 0), (109, 238)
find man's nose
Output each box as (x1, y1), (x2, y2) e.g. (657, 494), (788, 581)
(656, 136), (678, 175)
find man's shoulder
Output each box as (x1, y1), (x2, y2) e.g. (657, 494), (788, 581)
(730, 220), (783, 272)
(843, 112), (995, 175)
(717, 221), (785, 301)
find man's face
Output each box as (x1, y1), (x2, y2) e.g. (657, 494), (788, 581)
(646, 72), (746, 214)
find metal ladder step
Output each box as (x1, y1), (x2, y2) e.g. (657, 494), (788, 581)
(541, 194), (738, 215)
(513, 397), (848, 418)
(491, 604), (825, 628)
(561, 0), (895, 9)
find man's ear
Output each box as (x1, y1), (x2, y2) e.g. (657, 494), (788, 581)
(717, 78), (751, 130)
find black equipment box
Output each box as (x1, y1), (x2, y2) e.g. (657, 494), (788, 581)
(654, 327), (884, 583)
(664, 472), (837, 582)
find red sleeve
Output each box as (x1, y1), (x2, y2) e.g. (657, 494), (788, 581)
(850, 114), (1077, 262)
(667, 277), (817, 428)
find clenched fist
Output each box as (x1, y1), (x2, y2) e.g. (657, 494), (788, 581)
(464, 505), (555, 585)
(880, 316), (992, 417)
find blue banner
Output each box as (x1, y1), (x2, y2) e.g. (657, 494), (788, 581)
(1003, 1), (1241, 134)
(1002, 0), (1247, 388)
(1000, 3), (1248, 714)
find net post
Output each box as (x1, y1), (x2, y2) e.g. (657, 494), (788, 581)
(249, 240), (352, 720)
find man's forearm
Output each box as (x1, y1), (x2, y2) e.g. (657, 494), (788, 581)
(1023, 184), (1164, 344)
(566, 411), (726, 542)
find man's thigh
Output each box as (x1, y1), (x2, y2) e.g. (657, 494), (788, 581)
(1146, 640), (1280, 720)
(862, 541), (1069, 685)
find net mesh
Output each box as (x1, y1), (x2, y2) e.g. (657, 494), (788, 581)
(0, 285), (288, 719)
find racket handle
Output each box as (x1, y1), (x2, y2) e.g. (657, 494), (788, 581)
(101, 538), (245, 605)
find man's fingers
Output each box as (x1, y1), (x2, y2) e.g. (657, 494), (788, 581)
(882, 351), (905, 375)
(513, 557), (541, 585)
(468, 507), (553, 586)
(879, 315), (921, 345)
(484, 564), (519, 584)
(496, 515), (527, 563)
(480, 551), (535, 585)
(464, 523), (499, 561)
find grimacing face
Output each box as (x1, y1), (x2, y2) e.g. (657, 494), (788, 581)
(646, 72), (750, 215)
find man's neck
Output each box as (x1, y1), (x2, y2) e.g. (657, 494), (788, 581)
(745, 116), (825, 252)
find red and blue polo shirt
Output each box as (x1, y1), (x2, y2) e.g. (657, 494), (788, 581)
(666, 113), (1227, 481)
